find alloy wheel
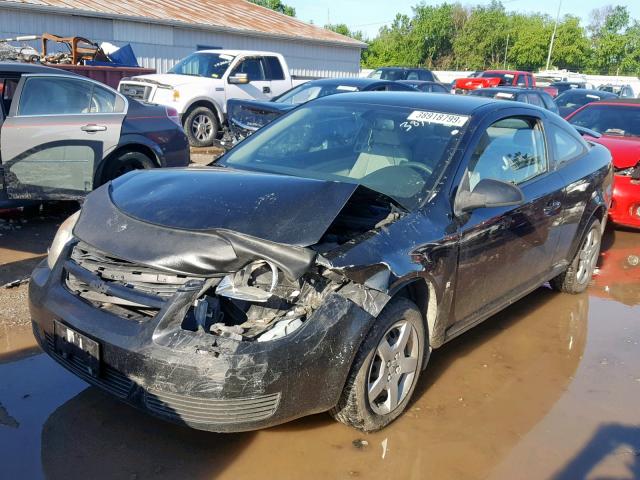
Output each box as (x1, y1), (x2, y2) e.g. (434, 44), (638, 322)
(367, 320), (420, 415)
(191, 114), (213, 142)
(576, 228), (600, 284)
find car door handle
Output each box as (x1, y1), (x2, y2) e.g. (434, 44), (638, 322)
(81, 124), (107, 133)
(543, 200), (562, 216)
(262, 86), (271, 94)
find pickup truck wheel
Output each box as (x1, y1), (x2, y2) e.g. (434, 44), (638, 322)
(100, 151), (155, 184)
(185, 107), (219, 147)
(330, 298), (425, 432)
(550, 219), (601, 294)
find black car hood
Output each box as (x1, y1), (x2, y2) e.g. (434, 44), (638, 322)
(109, 168), (361, 246)
(72, 168), (394, 279)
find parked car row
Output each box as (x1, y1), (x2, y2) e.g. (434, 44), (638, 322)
(2, 52), (637, 436)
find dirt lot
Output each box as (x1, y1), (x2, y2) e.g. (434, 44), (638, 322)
(0, 204), (639, 479)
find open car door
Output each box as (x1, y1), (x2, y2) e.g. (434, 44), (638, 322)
(0, 73), (125, 200)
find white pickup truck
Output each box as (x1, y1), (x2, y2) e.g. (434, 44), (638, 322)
(118, 50), (305, 147)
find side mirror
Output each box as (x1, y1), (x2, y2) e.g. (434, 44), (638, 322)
(228, 73), (250, 85)
(456, 178), (525, 213)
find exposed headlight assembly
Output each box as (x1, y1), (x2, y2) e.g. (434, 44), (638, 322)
(47, 211), (80, 270)
(216, 260), (279, 302)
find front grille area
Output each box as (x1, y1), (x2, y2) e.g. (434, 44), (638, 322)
(119, 83), (151, 101)
(65, 242), (202, 319)
(44, 332), (133, 398)
(145, 389), (281, 425)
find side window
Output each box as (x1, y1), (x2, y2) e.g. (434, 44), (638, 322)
(232, 58), (266, 81)
(406, 71), (420, 80)
(516, 74), (527, 86)
(1, 78), (19, 116)
(18, 77), (93, 115)
(418, 70), (433, 81)
(90, 85), (117, 113)
(527, 93), (545, 108)
(552, 125), (587, 167)
(466, 117), (548, 190)
(264, 56), (285, 81)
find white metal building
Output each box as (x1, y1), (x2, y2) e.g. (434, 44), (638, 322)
(0, 0), (366, 77)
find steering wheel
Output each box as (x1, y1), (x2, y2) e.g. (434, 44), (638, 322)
(402, 162), (433, 176)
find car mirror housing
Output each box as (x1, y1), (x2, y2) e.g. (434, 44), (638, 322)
(456, 178), (525, 213)
(228, 73), (250, 85)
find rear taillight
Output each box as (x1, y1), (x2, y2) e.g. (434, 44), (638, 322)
(166, 107), (181, 126)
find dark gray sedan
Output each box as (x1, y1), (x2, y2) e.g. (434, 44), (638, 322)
(0, 63), (189, 208)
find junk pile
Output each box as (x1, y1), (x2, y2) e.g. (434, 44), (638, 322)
(0, 33), (141, 67)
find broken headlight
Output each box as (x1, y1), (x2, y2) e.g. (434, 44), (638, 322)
(47, 211), (80, 270)
(216, 260), (281, 302)
(615, 161), (640, 180)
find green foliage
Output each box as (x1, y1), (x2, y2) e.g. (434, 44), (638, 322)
(325, 23), (365, 42)
(360, 1), (639, 75)
(248, 0), (295, 17)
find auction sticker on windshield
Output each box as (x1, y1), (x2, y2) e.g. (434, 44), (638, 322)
(407, 111), (469, 127)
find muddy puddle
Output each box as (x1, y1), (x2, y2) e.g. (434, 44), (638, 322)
(0, 228), (638, 480)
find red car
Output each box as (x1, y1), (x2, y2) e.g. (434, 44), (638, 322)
(453, 70), (535, 94)
(566, 99), (640, 229)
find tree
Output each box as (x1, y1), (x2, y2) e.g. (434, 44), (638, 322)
(325, 24), (365, 42)
(248, 0), (295, 17)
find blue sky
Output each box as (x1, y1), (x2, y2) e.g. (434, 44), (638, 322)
(287, 0), (639, 39)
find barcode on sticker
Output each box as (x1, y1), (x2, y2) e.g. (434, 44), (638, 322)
(407, 111), (469, 127)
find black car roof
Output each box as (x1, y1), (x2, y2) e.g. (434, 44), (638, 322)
(472, 87), (533, 94)
(396, 80), (442, 85)
(315, 91), (503, 116)
(0, 61), (73, 75)
(374, 66), (432, 71)
(303, 77), (403, 88)
(556, 88), (618, 97)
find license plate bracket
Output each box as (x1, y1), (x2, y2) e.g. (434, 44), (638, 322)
(53, 320), (100, 377)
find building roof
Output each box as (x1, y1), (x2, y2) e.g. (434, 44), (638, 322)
(0, 0), (367, 48)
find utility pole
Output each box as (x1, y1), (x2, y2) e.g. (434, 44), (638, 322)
(504, 33), (509, 69)
(545, 0), (562, 71)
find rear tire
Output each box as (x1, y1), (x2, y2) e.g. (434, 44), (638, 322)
(100, 151), (155, 184)
(184, 106), (219, 147)
(550, 219), (601, 294)
(330, 297), (426, 432)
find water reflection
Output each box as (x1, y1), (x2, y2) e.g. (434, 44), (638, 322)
(39, 288), (588, 480)
(593, 230), (640, 306)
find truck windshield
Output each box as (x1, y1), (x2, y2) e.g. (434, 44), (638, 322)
(219, 102), (467, 210)
(480, 72), (515, 85)
(168, 52), (235, 79)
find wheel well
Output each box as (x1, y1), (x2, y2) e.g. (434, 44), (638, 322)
(394, 279), (437, 350)
(593, 205), (606, 231)
(183, 101), (223, 127)
(96, 144), (159, 185)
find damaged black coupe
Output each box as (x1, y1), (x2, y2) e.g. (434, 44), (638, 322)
(30, 93), (612, 432)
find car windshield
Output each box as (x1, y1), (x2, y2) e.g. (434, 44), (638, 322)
(168, 52), (235, 79)
(569, 105), (640, 137)
(275, 82), (361, 105)
(369, 69), (408, 81)
(219, 103), (468, 210)
(470, 90), (515, 100)
(555, 92), (605, 109)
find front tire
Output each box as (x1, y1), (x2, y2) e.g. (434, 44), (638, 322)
(550, 218), (601, 294)
(330, 298), (426, 432)
(184, 106), (219, 147)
